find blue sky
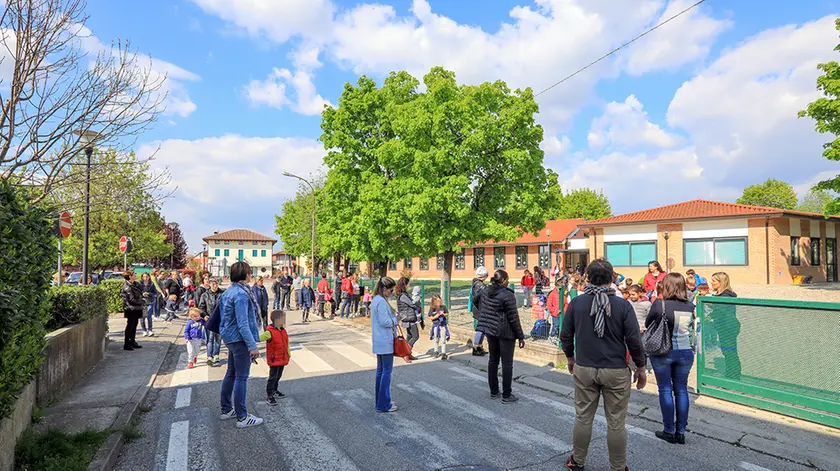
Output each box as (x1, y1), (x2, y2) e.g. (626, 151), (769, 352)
(81, 0), (840, 252)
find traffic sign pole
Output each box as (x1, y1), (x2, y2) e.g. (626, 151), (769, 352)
(58, 238), (63, 287)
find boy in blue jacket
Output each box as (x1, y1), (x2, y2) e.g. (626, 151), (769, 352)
(184, 308), (206, 369)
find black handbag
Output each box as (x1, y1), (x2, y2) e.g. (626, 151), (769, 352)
(206, 301), (222, 334)
(642, 299), (672, 356)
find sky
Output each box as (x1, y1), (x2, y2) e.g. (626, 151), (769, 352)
(78, 0), (840, 253)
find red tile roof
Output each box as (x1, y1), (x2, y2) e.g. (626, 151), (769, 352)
(203, 229), (277, 243)
(581, 199), (840, 227)
(476, 218), (585, 246)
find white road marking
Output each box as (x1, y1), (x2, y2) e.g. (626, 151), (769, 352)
(290, 343), (335, 373)
(404, 381), (570, 451)
(338, 389), (461, 469)
(174, 388), (191, 409)
(170, 353), (210, 387)
(739, 462), (773, 471)
(259, 399), (360, 471)
(326, 342), (377, 368)
(165, 420), (189, 471)
(449, 366), (656, 440)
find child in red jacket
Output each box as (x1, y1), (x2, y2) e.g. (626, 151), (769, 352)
(259, 310), (290, 406)
(546, 280), (562, 338)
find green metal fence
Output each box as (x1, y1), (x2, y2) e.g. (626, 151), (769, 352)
(696, 296), (840, 428)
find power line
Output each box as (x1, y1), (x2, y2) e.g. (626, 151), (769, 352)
(535, 0), (707, 97)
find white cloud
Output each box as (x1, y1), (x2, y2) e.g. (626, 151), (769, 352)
(543, 135), (571, 156)
(139, 135), (325, 250)
(189, 0), (334, 43)
(244, 45), (333, 115)
(588, 95), (680, 150)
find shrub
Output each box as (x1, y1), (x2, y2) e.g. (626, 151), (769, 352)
(15, 427), (110, 471)
(0, 180), (55, 420)
(47, 285), (108, 330)
(99, 279), (124, 313)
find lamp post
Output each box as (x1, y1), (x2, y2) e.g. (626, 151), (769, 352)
(168, 222), (178, 269)
(664, 231), (671, 272)
(546, 229), (552, 273)
(283, 172), (316, 280)
(74, 130), (100, 286)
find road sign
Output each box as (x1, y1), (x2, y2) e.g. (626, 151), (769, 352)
(119, 236), (129, 253)
(57, 211), (72, 239)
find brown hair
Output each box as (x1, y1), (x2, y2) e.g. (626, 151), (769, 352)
(395, 276), (411, 295)
(270, 310), (286, 324)
(122, 270), (134, 280)
(660, 273), (688, 302)
(628, 284), (645, 294)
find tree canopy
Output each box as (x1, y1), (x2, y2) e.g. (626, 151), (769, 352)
(736, 178), (798, 210)
(320, 67), (560, 300)
(554, 188), (612, 220)
(798, 188), (838, 215)
(274, 175), (329, 273)
(798, 18), (840, 216)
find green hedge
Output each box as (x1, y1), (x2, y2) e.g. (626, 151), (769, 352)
(0, 180), (55, 420)
(99, 279), (124, 314)
(47, 286), (108, 330)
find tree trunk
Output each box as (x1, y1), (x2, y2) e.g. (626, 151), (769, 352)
(343, 256), (351, 274)
(441, 250), (454, 308)
(378, 260), (388, 278)
(332, 252), (341, 276)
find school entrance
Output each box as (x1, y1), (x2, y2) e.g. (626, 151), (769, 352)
(827, 238), (837, 282)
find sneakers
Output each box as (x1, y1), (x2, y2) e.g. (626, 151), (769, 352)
(675, 433), (686, 445)
(206, 357), (214, 366)
(123, 344), (134, 351)
(219, 410), (237, 420)
(490, 392), (501, 400)
(147, 331), (155, 337)
(472, 346), (487, 356)
(655, 430), (676, 444)
(213, 356), (221, 365)
(502, 394), (519, 404)
(566, 455), (584, 470)
(440, 354), (448, 361)
(377, 405), (398, 413)
(266, 396), (278, 406)
(187, 361), (195, 369)
(434, 351), (441, 358)
(236, 414), (264, 428)
(273, 391), (286, 399)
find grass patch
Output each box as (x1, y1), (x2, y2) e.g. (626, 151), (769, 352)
(30, 407), (44, 424)
(122, 425), (143, 442)
(15, 428), (109, 471)
(138, 404), (153, 414)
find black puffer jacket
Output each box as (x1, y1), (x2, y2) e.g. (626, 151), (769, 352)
(199, 288), (224, 318)
(122, 281), (144, 314)
(470, 278), (486, 319)
(475, 283), (524, 340)
(397, 292), (419, 323)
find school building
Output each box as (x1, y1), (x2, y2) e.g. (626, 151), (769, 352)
(579, 199), (840, 285)
(203, 229), (277, 278)
(361, 218), (587, 280)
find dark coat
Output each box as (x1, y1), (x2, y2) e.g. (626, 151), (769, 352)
(470, 278), (486, 319)
(122, 280), (145, 316)
(251, 284), (269, 314)
(199, 288), (224, 318)
(475, 283), (524, 340)
(397, 292), (419, 323)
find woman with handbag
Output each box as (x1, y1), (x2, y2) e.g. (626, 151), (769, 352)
(395, 277), (420, 361)
(371, 276), (399, 413)
(644, 272), (696, 445)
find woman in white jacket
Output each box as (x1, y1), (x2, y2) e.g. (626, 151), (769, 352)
(371, 276), (398, 413)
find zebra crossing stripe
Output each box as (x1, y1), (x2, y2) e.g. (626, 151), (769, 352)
(326, 342), (377, 368)
(174, 388), (191, 409)
(404, 381), (570, 451)
(290, 343), (335, 373)
(259, 399), (360, 471)
(165, 420), (189, 471)
(739, 462), (773, 471)
(170, 353), (209, 387)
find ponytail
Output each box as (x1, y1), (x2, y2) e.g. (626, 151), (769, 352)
(374, 276), (396, 297)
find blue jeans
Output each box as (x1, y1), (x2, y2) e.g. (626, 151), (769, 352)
(523, 287), (531, 307)
(549, 315), (560, 337)
(141, 301), (155, 332)
(650, 349), (695, 434)
(340, 295), (352, 318)
(375, 354), (394, 412)
(220, 341), (252, 420)
(206, 332), (221, 358)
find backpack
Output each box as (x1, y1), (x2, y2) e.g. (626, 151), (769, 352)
(530, 319), (550, 340)
(206, 299), (222, 333)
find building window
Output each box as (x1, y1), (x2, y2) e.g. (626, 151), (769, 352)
(436, 254), (444, 270)
(811, 238), (821, 266)
(261, 250), (267, 257)
(262, 241), (267, 245)
(389, 260), (397, 271)
(238, 241), (243, 246)
(494, 247), (506, 268)
(455, 249), (465, 270)
(251, 250), (257, 257)
(605, 241), (656, 267)
(223, 249), (229, 257)
(215, 249), (220, 256)
(791, 237), (801, 266)
(420, 257), (429, 271)
(684, 238), (748, 266)
(515, 246), (528, 269)
(474, 247), (485, 268)
(539, 245), (550, 268)
(238, 249), (244, 261)
(404, 258), (413, 269)
(224, 240), (229, 245)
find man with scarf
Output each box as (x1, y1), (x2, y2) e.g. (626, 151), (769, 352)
(560, 258), (646, 471)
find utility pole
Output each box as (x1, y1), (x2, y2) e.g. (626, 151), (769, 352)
(283, 172), (316, 281)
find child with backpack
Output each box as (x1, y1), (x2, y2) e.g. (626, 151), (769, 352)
(184, 308), (205, 369)
(427, 295), (450, 360)
(546, 279), (562, 339)
(259, 310), (290, 406)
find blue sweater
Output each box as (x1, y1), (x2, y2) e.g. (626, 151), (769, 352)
(219, 283), (260, 351)
(184, 319), (206, 340)
(371, 295), (396, 355)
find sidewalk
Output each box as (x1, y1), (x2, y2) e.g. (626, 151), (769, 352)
(36, 314), (183, 470)
(333, 315), (840, 470)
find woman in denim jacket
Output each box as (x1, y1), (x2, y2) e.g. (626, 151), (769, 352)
(371, 276), (398, 413)
(218, 262), (263, 428)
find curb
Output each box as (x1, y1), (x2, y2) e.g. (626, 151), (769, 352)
(87, 324), (181, 471)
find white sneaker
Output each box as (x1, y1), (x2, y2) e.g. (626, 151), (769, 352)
(147, 331), (155, 337)
(236, 414), (264, 428)
(219, 410), (237, 420)
(377, 404), (398, 413)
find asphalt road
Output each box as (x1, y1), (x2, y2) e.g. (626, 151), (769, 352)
(114, 315), (814, 471)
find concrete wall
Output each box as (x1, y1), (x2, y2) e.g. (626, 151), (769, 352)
(37, 316), (107, 404)
(0, 316), (107, 471)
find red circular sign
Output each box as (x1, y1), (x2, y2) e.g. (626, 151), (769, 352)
(58, 211), (72, 238)
(119, 236), (128, 253)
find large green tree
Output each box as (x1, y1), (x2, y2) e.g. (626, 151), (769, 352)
(798, 188), (838, 215)
(321, 67), (561, 303)
(53, 149), (172, 269)
(799, 18), (840, 216)
(274, 176), (329, 274)
(554, 188), (612, 220)
(736, 178), (798, 210)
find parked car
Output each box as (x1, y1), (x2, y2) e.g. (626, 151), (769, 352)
(64, 272), (101, 285)
(102, 271), (123, 280)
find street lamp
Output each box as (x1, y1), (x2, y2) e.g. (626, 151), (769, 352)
(74, 130), (100, 286)
(282, 172), (316, 280)
(663, 231), (671, 272)
(168, 222), (178, 269)
(546, 228), (552, 272)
